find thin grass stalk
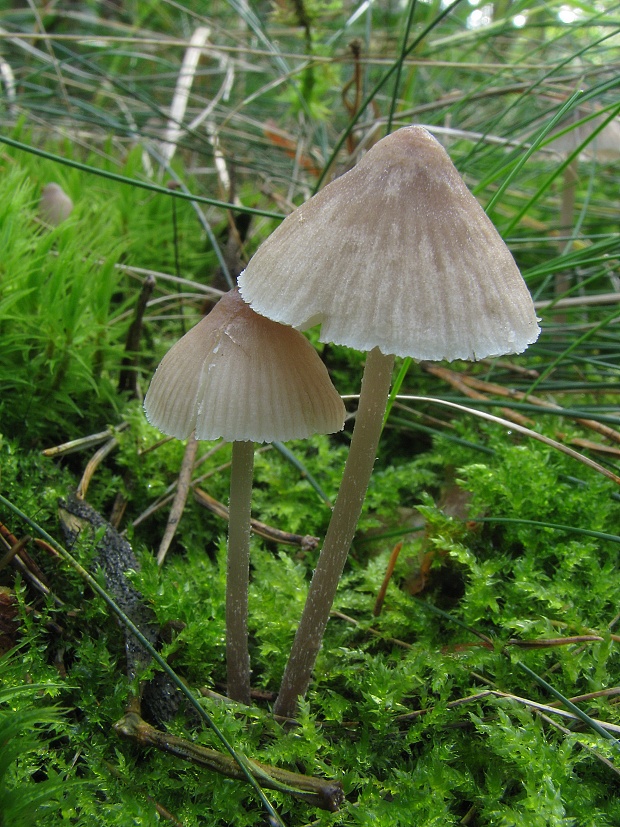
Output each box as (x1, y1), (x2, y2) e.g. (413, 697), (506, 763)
(157, 434), (199, 566)
(377, 395), (620, 485)
(0, 135), (283, 220)
(313, 0), (466, 192)
(527, 305), (620, 396)
(503, 100), (620, 234)
(386, 0), (417, 132)
(484, 88), (584, 216)
(161, 26), (212, 165)
(471, 517), (620, 545)
(516, 660), (620, 751)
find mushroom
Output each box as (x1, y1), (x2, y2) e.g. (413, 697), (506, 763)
(548, 104), (620, 164)
(238, 125), (540, 717)
(144, 288), (345, 704)
(547, 104), (620, 309)
(38, 183), (73, 226)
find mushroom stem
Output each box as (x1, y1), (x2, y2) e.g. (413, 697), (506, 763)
(554, 159), (578, 324)
(226, 439), (254, 704)
(274, 347), (395, 719)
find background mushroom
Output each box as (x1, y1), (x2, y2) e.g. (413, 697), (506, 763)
(144, 288), (345, 704)
(38, 182), (73, 226)
(238, 125), (540, 717)
(546, 103), (620, 311)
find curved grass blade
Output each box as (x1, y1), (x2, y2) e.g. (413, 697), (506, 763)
(517, 660), (620, 752)
(344, 394), (620, 485)
(470, 517), (620, 546)
(0, 134), (283, 220)
(484, 89), (584, 216)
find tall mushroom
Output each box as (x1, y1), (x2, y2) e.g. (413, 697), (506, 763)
(144, 288), (345, 704)
(238, 125), (540, 717)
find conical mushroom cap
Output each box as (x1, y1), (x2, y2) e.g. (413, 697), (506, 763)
(144, 289), (345, 443)
(239, 126), (540, 361)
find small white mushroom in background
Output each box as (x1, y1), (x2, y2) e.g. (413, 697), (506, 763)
(144, 288), (345, 704)
(548, 105), (620, 164)
(38, 183), (74, 226)
(239, 125), (541, 718)
(546, 104), (620, 306)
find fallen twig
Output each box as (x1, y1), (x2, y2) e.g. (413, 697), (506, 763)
(423, 363), (534, 427)
(194, 487), (319, 550)
(76, 438), (119, 500)
(424, 362), (620, 446)
(114, 711), (344, 812)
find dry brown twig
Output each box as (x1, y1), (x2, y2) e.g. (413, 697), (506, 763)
(157, 434), (199, 566)
(114, 711), (344, 812)
(423, 363), (534, 427)
(423, 362), (620, 448)
(193, 487), (319, 550)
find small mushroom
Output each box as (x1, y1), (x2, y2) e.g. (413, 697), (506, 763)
(144, 288), (344, 704)
(38, 183), (73, 226)
(548, 104), (620, 164)
(547, 105), (620, 308)
(239, 126), (540, 717)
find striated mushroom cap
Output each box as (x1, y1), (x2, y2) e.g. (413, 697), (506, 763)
(238, 126), (540, 362)
(144, 289), (345, 443)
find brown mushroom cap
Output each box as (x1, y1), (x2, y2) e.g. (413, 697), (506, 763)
(238, 126), (540, 361)
(144, 289), (345, 443)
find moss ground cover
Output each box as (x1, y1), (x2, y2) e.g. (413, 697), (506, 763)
(1, 2), (619, 824)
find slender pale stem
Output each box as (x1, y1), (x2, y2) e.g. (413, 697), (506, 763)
(274, 347), (395, 719)
(554, 159), (578, 323)
(227, 439), (254, 704)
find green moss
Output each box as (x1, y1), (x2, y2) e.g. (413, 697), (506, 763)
(2, 6), (620, 821)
